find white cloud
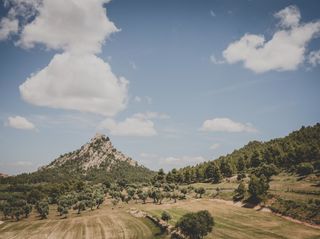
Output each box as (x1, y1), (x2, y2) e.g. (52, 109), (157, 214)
(19, 53), (128, 116)
(98, 111), (169, 136)
(210, 143), (220, 150)
(223, 5), (320, 73)
(7, 116), (35, 130)
(308, 50), (320, 67)
(17, 0), (118, 54)
(210, 10), (216, 17)
(99, 116), (157, 137)
(1, 0), (128, 117)
(210, 54), (225, 64)
(0, 17), (18, 40)
(200, 117), (257, 133)
(274, 5), (300, 28)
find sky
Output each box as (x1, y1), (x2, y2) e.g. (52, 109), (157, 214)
(0, 0), (319, 175)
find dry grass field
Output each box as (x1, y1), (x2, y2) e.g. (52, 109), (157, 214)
(137, 198), (320, 239)
(1, 196), (320, 239)
(0, 201), (163, 239)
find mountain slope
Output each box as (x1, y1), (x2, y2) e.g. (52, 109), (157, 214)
(2, 134), (155, 184)
(171, 123), (320, 183)
(44, 133), (137, 171)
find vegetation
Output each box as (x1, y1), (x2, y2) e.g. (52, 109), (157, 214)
(166, 124), (320, 185)
(161, 211), (172, 222)
(175, 210), (214, 239)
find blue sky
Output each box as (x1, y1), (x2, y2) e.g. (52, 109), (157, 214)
(0, 0), (319, 174)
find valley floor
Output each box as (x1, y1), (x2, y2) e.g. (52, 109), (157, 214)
(1, 197), (320, 239)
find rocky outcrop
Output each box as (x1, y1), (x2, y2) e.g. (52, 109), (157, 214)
(44, 133), (137, 171)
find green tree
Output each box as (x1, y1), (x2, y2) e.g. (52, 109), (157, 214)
(248, 175), (269, 203)
(138, 192), (148, 204)
(220, 159), (234, 177)
(176, 210), (214, 239)
(237, 156), (247, 172)
(195, 187), (206, 198)
(296, 162), (314, 176)
(95, 194), (104, 209)
(205, 162), (222, 183)
(161, 211), (172, 222)
(36, 201), (49, 219)
(251, 151), (261, 168)
(23, 204), (32, 218)
(73, 201), (86, 214)
(233, 181), (246, 201)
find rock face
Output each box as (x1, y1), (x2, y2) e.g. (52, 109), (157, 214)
(45, 133), (137, 171)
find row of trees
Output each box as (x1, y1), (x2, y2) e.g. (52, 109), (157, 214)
(0, 183), (106, 221)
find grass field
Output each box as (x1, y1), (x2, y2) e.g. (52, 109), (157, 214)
(1, 197), (320, 239)
(137, 198), (320, 239)
(0, 201), (164, 239)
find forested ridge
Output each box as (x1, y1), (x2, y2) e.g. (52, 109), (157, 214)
(166, 123), (320, 184)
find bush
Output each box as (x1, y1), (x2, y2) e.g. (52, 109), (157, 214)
(161, 211), (171, 222)
(297, 163), (314, 176)
(233, 181), (246, 201)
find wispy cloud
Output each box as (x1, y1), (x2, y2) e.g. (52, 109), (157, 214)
(6, 116), (35, 130)
(200, 117), (257, 133)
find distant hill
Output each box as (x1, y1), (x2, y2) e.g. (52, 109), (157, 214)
(1, 134), (155, 184)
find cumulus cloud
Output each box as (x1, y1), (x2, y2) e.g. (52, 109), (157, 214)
(200, 117), (257, 133)
(308, 50), (320, 67)
(18, 0), (118, 53)
(1, 0), (127, 116)
(0, 17), (18, 40)
(98, 111), (169, 137)
(99, 116), (157, 137)
(223, 5), (320, 73)
(7, 116), (35, 130)
(274, 5), (301, 28)
(19, 53), (128, 116)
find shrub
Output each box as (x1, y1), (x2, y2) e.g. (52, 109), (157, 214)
(296, 163), (314, 176)
(161, 211), (172, 222)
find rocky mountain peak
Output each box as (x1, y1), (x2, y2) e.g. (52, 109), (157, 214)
(45, 133), (137, 171)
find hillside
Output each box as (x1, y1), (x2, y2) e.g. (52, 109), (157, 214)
(169, 123), (320, 184)
(0, 134), (155, 184)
